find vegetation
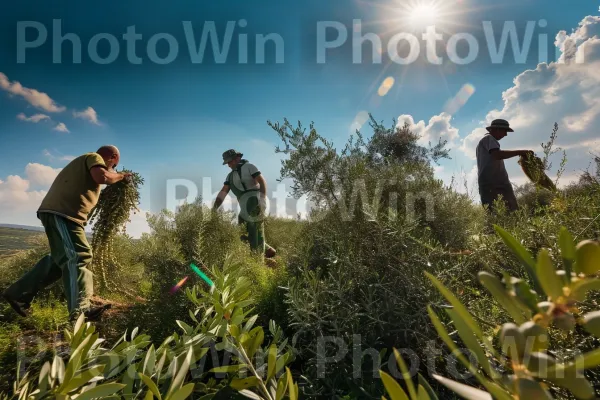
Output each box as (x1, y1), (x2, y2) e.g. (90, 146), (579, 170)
(0, 116), (599, 398)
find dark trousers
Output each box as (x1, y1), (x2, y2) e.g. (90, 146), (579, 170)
(479, 184), (519, 212)
(5, 212), (94, 317)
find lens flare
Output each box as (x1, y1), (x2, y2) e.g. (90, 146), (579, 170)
(190, 263), (215, 287)
(377, 77), (395, 96)
(169, 276), (189, 294)
(443, 83), (476, 114)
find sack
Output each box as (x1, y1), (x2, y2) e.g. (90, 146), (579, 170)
(518, 154), (557, 192)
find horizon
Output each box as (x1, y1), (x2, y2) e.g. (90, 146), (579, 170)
(1, 0), (599, 238)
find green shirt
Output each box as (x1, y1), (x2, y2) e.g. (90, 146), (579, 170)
(38, 153), (107, 226)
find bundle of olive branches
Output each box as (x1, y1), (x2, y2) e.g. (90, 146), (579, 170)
(518, 153), (557, 192)
(88, 169), (143, 295)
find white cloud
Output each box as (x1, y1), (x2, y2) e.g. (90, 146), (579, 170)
(397, 112), (460, 148)
(43, 149), (76, 163)
(54, 123), (70, 133)
(0, 72), (65, 113)
(17, 113), (50, 123)
(73, 107), (101, 125)
(25, 163), (61, 187)
(0, 175), (47, 222)
(458, 16), (600, 183)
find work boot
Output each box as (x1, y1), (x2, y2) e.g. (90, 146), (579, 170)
(84, 305), (111, 322)
(2, 291), (29, 317)
(265, 247), (277, 259)
(70, 304), (111, 324)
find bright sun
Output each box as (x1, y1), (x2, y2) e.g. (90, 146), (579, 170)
(408, 3), (439, 29)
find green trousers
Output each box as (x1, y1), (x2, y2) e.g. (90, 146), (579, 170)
(5, 212), (94, 317)
(236, 193), (274, 255)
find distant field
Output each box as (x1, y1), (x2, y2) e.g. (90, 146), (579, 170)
(0, 227), (45, 259)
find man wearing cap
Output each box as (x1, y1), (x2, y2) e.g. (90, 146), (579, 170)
(213, 150), (276, 258)
(476, 119), (534, 212)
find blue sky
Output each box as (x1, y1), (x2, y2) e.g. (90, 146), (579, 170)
(1, 0), (599, 236)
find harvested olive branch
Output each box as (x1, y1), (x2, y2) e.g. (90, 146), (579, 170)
(88, 169), (144, 296)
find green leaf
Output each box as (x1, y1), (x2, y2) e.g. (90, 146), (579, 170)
(209, 364), (248, 374)
(139, 374), (162, 400)
(286, 367), (298, 400)
(392, 349), (417, 399)
(417, 384), (430, 400)
(425, 272), (497, 358)
(176, 321), (193, 336)
(275, 372), (289, 400)
(571, 278), (600, 301)
(512, 280), (539, 313)
(61, 366), (105, 393)
(427, 307), (512, 400)
(432, 375), (492, 400)
(144, 390), (154, 400)
(445, 309), (494, 378)
(536, 249), (563, 300)
(246, 328), (264, 360)
(167, 383), (195, 400)
(239, 390), (261, 400)
(418, 374), (439, 400)
(379, 370), (409, 400)
(494, 225), (543, 295)
(230, 377), (259, 390)
(166, 347), (193, 398)
(267, 344), (277, 381)
(71, 383), (126, 400)
(582, 311), (600, 338)
(478, 272), (527, 324)
(574, 240), (600, 275)
(559, 227), (575, 282)
(51, 356), (65, 384)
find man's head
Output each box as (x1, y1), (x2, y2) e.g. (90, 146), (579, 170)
(486, 119), (514, 140)
(97, 145), (120, 170)
(222, 149), (243, 169)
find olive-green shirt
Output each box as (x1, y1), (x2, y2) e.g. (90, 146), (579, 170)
(38, 153), (107, 226)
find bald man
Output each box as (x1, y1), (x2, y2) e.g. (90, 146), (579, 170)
(2, 146), (131, 322)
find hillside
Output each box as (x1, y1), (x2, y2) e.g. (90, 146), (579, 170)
(0, 227), (45, 259)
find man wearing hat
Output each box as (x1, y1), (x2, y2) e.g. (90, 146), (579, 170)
(476, 119), (534, 212)
(213, 149), (276, 258)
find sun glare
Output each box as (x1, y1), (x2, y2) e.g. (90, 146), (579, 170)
(408, 3), (439, 29)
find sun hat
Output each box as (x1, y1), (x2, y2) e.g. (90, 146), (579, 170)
(222, 149), (243, 165)
(486, 119), (514, 132)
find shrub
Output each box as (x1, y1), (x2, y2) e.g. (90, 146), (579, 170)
(425, 226), (600, 399)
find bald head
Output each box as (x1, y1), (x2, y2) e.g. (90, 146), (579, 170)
(97, 145), (120, 169)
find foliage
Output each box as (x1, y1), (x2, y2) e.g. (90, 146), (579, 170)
(426, 226), (600, 399)
(0, 256), (298, 400)
(265, 116), (479, 396)
(89, 170), (144, 295)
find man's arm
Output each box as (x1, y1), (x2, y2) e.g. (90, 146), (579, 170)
(490, 149), (533, 161)
(255, 174), (267, 198)
(213, 185), (231, 210)
(90, 166), (131, 185)
(254, 174), (268, 213)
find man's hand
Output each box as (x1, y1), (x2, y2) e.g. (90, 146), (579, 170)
(91, 167), (131, 185)
(521, 150), (535, 158)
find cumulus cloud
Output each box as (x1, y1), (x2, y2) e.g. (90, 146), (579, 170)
(53, 123), (70, 133)
(459, 15), (600, 184)
(0, 175), (47, 217)
(555, 16), (600, 63)
(17, 113), (50, 123)
(397, 112), (460, 148)
(73, 107), (101, 125)
(0, 72), (66, 113)
(25, 163), (61, 187)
